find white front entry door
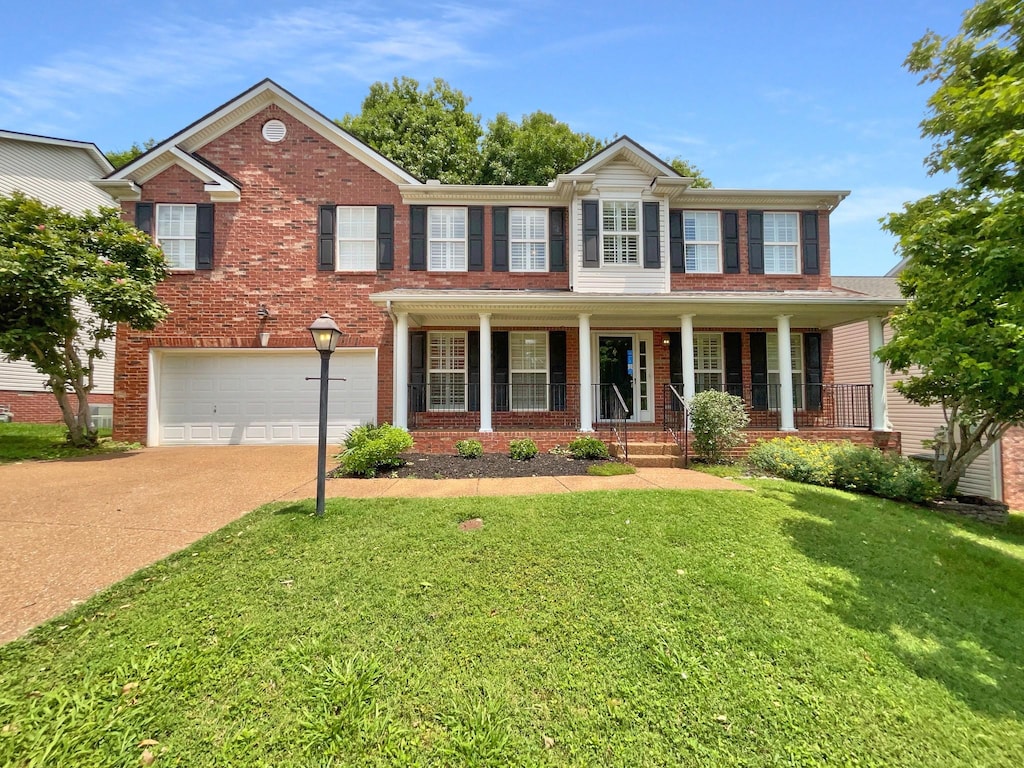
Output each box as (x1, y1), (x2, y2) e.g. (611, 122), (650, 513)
(593, 332), (653, 423)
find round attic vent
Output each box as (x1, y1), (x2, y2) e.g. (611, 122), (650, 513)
(262, 119), (287, 143)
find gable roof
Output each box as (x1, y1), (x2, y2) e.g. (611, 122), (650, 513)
(0, 129), (113, 174)
(568, 135), (682, 178)
(96, 79), (420, 200)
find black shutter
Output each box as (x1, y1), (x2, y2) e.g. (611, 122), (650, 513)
(549, 207), (566, 272)
(468, 330), (480, 412)
(669, 209), (684, 273)
(134, 203), (153, 236)
(468, 206), (484, 271)
(668, 331), (683, 411)
(410, 331), (427, 413)
(724, 332), (743, 397)
(643, 201), (660, 269)
(492, 207), (508, 272)
(196, 204), (214, 270)
(492, 331), (509, 412)
(801, 211), (819, 275)
(804, 332), (823, 410)
(409, 205), (427, 271)
(747, 211), (764, 275)
(723, 211), (740, 274)
(582, 199), (600, 268)
(749, 332), (768, 411)
(317, 204), (335, 271)
(377, 205), (394, 270)
(549, 330), (567, 411)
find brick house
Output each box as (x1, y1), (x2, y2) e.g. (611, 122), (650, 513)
(94, 80), (901, 454)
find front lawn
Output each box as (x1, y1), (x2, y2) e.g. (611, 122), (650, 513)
(0, 422), (135, 463)
(2, 481), (1023, 766)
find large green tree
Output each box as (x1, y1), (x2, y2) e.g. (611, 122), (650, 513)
(105, 138), (156, 170)
(880, 0), (1024, 495)
(0, 193), (169, 446)
(479, 111), (602, 185)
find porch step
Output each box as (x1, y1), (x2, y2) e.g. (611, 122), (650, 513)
(610, 441), (686, 468)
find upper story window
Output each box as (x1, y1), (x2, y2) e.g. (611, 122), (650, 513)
(336, 206), (376, 271)
(693, 333), (723, 392)
(601, 201), (639, 265)
(684, 211), (721, 273)
(767, 332), (804, 408)
(429, 207), (467, 271)
(763, 213), (799, 274)
(156, 204), (196, 270)
(510, 209), (547, 271)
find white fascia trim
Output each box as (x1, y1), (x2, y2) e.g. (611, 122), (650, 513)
(680, 189), (851, 211)
(93, 178), (141, 201)
(0, 130), (113, 173)
(170, 147), (241, 202)
(398, 184), (569, 205)
(570, 136), (679, 177)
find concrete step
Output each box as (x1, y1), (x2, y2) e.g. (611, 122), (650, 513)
(611, 441), (683, 458)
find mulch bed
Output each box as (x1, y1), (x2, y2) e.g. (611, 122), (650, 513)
(330, 452), (610, 479)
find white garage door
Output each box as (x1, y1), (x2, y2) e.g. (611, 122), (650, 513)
(156, 350), (377, 445)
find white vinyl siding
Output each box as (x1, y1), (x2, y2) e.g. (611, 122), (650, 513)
(768, 333), (804, 409)
(428, 207), (467, 271)
(693, 333), (723, 393)
(336, 206), (376, 271)
(510, 332), (548, 410)
(601, 201), (640, 265)
(763, 212), (799, 274)
(510, 208), (547, 271)
(428, 332), (467, 411)
(684, 212), (721, 273)
(156, 204), (197, 270)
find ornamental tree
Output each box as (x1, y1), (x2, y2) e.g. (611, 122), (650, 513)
(880, 0), (1024, 495)
(0, 193), (168, 446)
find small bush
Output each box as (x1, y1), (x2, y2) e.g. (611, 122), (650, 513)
(509, 438), (538, 461)
(747, 436), (840, 486)
(455, 439), (483, 459)
(568, 436), (610, 460)
(337, 423), (413, 478)
(689, 390), (750, 464)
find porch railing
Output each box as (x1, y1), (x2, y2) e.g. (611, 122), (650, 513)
(408, 383), (581, 430)
(662, 384), (689, 467)
(593, 383), (629, 460)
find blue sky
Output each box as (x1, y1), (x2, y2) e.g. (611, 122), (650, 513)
(0, 0), (971, 275)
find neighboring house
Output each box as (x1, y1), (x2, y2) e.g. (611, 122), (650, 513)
(0, 130), (116, 423)
(833, 275), (1023, 508)
(94, 79), (902, 453)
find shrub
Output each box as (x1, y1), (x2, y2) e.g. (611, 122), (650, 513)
(337, 423), (413, 478)
(455, 439), (483, 459)
(509, 438), (538, 461)
(747, 436), (841, 486)
(567, 435), (610, 460)
(689, 390), (750, 464)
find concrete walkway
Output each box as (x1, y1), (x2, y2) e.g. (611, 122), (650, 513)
(0, 446), (748, 643)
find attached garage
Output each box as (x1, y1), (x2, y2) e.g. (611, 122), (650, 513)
(152, 349), (377, 445)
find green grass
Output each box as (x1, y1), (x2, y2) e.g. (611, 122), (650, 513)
(0, 422), (136, 463)
(586, 461), (637, 476)
(2, 481), (1024, 766)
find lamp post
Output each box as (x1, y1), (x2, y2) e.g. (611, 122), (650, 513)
(308, 312), (342, 518)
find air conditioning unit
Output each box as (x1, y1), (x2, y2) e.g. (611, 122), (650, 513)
(89, 404), (113, 430)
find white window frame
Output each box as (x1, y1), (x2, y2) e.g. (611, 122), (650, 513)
(768, 332), (804, 409)
(693, 332), (724, 393)
(335, 206), (377, 272)
(600, 200), (640, 266)
(763, 212), (800, 275)
(428, 207), (468, 272)
(156, 203), (197, 271)
(427, 331), (468, 412)
(510, 331), (549, 411)
(510, 208), (547, 272)
(684, 211), (721, 273)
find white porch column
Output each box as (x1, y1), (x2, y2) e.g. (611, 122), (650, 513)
(776, 314), (796, 431)
(479, 313), (493, 433)
(868, 316), (891, 431)
(394, 312), (409, 429)
(680, 314), (696, 403)
(578, 313), (593, 432)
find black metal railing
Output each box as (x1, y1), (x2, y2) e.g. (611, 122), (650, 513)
(662, 384), (689, 467)
(593, 383), (629, 459)
(407, 383), (581, 430)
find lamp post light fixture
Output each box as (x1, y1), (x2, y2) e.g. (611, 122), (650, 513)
(308, 312), (343, 518)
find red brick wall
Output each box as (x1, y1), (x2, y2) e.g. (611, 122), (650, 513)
(1002, 427), (1024, 510)
(0, 391), (113, 424)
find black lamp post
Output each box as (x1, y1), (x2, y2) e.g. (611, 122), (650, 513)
(308, 312), (342, 518)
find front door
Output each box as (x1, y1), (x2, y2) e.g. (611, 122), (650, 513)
(595, 334), (652, 422)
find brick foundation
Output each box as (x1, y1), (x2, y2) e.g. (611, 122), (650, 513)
(0, 391), (113, 424)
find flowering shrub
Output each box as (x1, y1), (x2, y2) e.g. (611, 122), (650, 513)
(337, 423), (413, 477)
(689, 390), (749, 464)
(455, 439), (483, 458)
(509, 438), (539, 461)
(747, 436), (841, 486)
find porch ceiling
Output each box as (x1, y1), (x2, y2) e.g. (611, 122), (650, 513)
(371, 289), (903, 330)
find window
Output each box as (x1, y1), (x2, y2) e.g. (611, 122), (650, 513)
(767, 333), (804, 408)
(510, 332), (548, 410)
(428, 207), (467, 271)
(336, 206), (376, 271)
(693, 333), (723, 393)
(510, 209), (547, 271)
(156, 204), (197, 270)
(428, 332), (467, 411)
(763, 212), (799, 274)
(684, 211), (721, 272)
(601, 201), (639, 265)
